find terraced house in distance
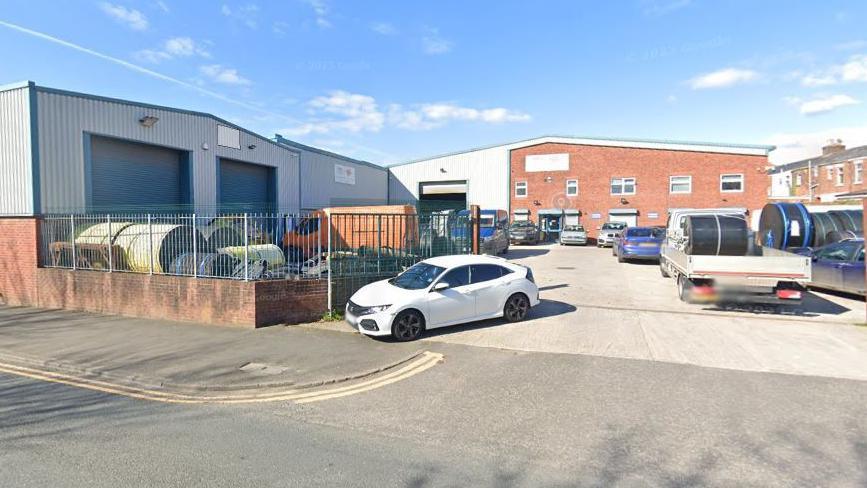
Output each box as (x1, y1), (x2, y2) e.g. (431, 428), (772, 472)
(389, 136), (774, 242)
(769, 139), (867, 203)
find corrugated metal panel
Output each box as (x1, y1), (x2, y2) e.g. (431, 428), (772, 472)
(219, 159), (272, 210)
(90, 135), (182, 209)
(388, 145), (511, 211)
(299, 149), (388, 210)
(36, 89), (300, 213)
(0, 86), (34, 215)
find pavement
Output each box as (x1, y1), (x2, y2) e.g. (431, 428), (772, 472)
(0, 306), (424, 395)
(313, 243), (867, 382)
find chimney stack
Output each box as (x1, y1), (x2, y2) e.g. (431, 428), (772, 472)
(822, 138), (846, 156)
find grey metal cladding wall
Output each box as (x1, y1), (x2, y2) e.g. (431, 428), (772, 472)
(90, 135), (182, 208)
(388, 145), (511, 210)
(0, 86), (34, 215)
(299, 149), (388, 209)
(36, 89), (300, 213)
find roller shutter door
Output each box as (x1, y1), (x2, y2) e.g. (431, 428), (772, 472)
(90, 136), (184, 210)
(220, 159), (274, 211)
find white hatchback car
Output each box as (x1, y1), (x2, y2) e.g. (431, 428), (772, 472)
(345, 255), (540, 341)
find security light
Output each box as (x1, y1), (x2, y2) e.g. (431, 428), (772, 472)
(139, 115), (159, 127)
(248, 144), (257, 150)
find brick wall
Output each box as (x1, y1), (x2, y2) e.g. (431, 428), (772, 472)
(791, 159), (866, 200)
(0, 217), (327, 328)
(0, 218), (39, 306)
(510, 143), (769, 238)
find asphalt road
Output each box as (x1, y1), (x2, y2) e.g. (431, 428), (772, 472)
(2, 341), (866, 487)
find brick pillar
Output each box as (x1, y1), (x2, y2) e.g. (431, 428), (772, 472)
(470, 205), (481, 254)
(0, 217), (40, 306)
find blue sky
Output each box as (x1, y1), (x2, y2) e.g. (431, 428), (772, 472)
(1, 0), (867, 165)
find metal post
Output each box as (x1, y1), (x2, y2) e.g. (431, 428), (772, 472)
(107, 214), (112, 272)
(192, 213), (197, 278)
(147, 214), (153, 275)
(429, 217), (434, 257)
(377, 215), (382, 274)
(327, 214), (332, 312)
(317, 214), (322, 279)
(243, 213), (249, 281)
(70, 214), (77, 270)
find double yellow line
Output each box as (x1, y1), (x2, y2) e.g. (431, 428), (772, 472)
(0, 351), (444, 405)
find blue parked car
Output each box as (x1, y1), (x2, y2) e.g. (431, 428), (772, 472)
(453, 209), (510, 255)
(613, 226), (665, 263)
(796, 238), (865, 296)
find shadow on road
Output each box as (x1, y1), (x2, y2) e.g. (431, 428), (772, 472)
(538, 284), (569, 291)
(421, 299), (576, 338)
(503, 248), (550, 259)
(704, 291), (851, 317)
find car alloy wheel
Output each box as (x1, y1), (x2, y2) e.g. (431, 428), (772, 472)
(391, 310), (424, 341)
(504, 294), (530, 322)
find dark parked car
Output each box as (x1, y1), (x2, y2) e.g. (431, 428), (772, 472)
(509, 221), (540, 245)
(797, 238), (865, 296)
(613, 226), (665, 262)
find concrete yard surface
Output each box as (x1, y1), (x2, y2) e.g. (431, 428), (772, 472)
(316, 243), (867, 382)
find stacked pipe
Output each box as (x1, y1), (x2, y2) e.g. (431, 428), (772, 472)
(757, 203), (863, 250)
(683, 214), (750, 256)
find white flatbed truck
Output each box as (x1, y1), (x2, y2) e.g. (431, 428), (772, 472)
(659, 209), (811, 305)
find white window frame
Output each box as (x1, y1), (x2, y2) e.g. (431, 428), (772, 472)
(827, 167), (834, 180)
(795, 173), (802, 187)
(515, 181), (528, 198)
(720, 173), (744, 193)
(669, 175), (692, 194)
(855, 160), (863, 184)
(565, 179), (578, 196)
(610, 177), (636, 196)
(836, 165), (844, 186)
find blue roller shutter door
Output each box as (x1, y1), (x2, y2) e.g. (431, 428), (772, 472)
(219, 159), (275, 212)
(90, 136), (185, 211)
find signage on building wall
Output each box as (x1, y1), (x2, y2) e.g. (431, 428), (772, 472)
(591, 213), (602, 219)
(647, 212), (659, 219)
(334, 164), (356, 185)
(525, 153), (569, 172)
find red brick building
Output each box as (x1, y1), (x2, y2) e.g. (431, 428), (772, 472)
(782, 140), (867, 202)
(508, 139), (772, 240)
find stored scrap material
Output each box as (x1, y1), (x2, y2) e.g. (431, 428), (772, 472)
(170, 252), (240, 277)
(113, 224), (207, 273)
(73, 222), (135, 245)
(201, 221), (245, 248)
(684, 214), (749, 256)
(757, 203), (812, 249)
(219, 244), (285, 269)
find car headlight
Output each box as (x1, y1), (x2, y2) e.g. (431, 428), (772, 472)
(366, 304), (391, 314)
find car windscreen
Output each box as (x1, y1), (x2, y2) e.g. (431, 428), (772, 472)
(511, 222), (533, 228)
(479, 216), (495, 227)
(602, 223), (626, 230)
(626, 228), (653, 237)
(389, 263), (446, 290)
(563, 225), (584, 232)
(652, 228), (666, 238)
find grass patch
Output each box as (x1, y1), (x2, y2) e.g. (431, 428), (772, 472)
(320, 310), (344, 322)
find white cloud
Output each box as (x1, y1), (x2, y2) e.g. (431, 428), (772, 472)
(840, 54), (867, 82)
(370, 22), (396, 35)
(100, 3), (149, 31)
(155, 1), (170, 13)
(835, 40), (867, 51)
(766, 126), (867, 164)
(281, 91), (530, 135)
(797, 94), (859, 115)
(221, 3), (259, 29)
(303, 0), (331, 28)
(135, 37), (210, 63)
(688, 68), (757, 89)
(273, 21), (289, 36)
(801, 73), (837, 87)
(199, 64), (252, 85)
(666, 94), (677, 103)
(422, 28), (453, 55)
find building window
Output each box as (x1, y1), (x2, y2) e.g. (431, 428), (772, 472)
(610, 177), (636, 195)
(566, 179), (578, 196)
(795, 173), (803, 187)
(827, 167), (834, 180)
(515, 181), (527, 197)
(669, 175), (692, 194)
(812, 166), (818, 179)
(836, 166), (844, 186)
(720, 174), (744, 192)
(854, 161), (863, 184)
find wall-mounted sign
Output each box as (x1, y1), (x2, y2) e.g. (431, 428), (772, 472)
(591, 212), (602, 219)
(334, 164), (356, 185)
(647, 212), (659, 219)
(525, 153), (569, 172)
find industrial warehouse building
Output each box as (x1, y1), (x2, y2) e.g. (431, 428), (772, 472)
(389, 136), (774, 240)
(0, 81), (388, 216)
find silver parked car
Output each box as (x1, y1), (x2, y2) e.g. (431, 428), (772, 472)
(596, 222), (627, 247)
(559, 225), (587, 245)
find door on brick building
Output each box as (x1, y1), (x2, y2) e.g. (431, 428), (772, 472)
(608, 209), (638, 228)
(538, 209), (564, 242)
